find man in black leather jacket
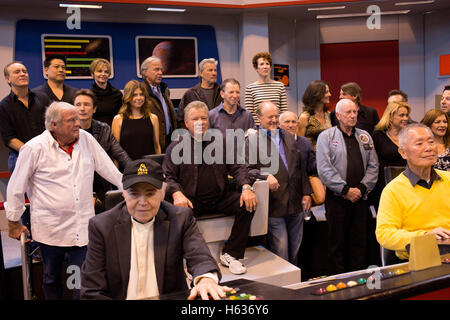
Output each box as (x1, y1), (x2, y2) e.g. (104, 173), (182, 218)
(73, 89), (131, 212)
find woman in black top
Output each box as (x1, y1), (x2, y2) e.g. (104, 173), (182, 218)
(112, 80), (161, 160)
(421, 109), (450, 171)
(90, 58), (123, 127)
(371, 101), (411, 209)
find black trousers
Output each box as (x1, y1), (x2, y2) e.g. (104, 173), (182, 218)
(325, 190), (368, 275)
(189, 190), (255, 259)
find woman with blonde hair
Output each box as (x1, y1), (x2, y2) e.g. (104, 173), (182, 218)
(371, 101), (411, 209)
(112, 80), (161, 161)
(421, 109), (450, 171)
(89, 58), (123, 126)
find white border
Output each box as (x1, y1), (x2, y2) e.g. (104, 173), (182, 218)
(41, 34), (114, 80)
(135, 36), (198, 78)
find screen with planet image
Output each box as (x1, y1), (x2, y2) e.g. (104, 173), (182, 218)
(41, 34), (113, 79)
(136, 36), (198, 78)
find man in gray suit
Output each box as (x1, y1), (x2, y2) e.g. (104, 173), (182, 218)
(81, 159), (230, 300)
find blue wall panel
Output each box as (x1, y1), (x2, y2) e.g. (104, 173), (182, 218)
(15, 19), (221, 91)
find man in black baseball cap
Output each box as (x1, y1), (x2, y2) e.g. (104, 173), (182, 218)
(82, 159), (231, 300)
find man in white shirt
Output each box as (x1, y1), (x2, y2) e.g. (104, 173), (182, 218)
(5, 101), (123, 300)
(81, 159), (230, 300)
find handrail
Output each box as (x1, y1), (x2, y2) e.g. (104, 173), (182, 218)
(0, 171), (11, 179)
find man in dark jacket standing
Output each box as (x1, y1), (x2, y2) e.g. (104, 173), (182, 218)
(141, 56), (177, 152)
(330, 82), (379, 135)
(74, 89), (131, 212)
(245, 101), (312, 265)
(176, 58), (223, 128)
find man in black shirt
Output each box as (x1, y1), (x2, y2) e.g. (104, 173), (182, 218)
(0, 61), (50, 172)
(33, 55), (78, 104)
(163, 101), (257, 275)
(330, 82), (379, 135)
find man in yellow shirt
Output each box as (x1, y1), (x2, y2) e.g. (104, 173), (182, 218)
(376, 124), (450, 259)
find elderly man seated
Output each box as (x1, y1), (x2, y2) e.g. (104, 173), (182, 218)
(376, 124), (450, 260)
(81, 159), (232, 300)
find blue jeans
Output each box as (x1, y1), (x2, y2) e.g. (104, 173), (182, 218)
(37, 243), (87, 300)
(7, 151), (17, 174)
(267, 212), (304, 265)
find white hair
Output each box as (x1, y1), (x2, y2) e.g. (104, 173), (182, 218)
(184, 100), (209, 120)
(335, 98), (356, 115)
(199, 58), (218, 73)
(398, 123), (434, 149)
(45, 101), (77, 131)
(279, 111), (297, 124)
(140, 56), (161, 75)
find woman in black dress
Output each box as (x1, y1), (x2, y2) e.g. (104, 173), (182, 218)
(371, 101), (411, 209)
(89, 58), (123, 127)
(112, 80), (161, 160)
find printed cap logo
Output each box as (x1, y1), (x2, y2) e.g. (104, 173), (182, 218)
(137, 163), (148, 175)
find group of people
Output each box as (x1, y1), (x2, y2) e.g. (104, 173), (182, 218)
(1, 50), (449, 300)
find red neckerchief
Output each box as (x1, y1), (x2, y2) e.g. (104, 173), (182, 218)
(51, 132), (77, 158)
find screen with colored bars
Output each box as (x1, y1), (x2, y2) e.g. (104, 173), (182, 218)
(42, 34), (113, 79)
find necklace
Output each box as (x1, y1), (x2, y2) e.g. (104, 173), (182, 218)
(387, 131), (399, 144)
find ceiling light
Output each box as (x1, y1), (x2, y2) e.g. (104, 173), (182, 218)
(317, 10), (410, 19)
(395, 0), (435, 5)
(59, 3), (102, 9)
(308, 6), (346, 11)
(147, 7), (186, 13)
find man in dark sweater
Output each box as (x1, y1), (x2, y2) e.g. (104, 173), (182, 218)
(176, 58), (223, 128)
(163, 101), (257, 275)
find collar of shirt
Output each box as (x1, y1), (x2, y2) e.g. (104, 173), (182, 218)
(218, 103), (242, 116)
(132, 217), (154, 225)
(259, 126), (281, 148)
(337, 124), (356, 137)
(131, 216), (155, 230)
(10, 89), (34, 105)
(49, 131), (78, 157)
(150, 84), (160, 95)
(403, 166), (442, 189)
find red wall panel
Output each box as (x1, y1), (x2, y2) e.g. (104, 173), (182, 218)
(320, 40), (399, 118)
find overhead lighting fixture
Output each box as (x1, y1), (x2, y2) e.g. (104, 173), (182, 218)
(317, 10), (410, 19)
(395, 0), (434, 5)
(308, 6), (346, 11)
(59, 3), (102, 9)
(147, 7), (186, 13)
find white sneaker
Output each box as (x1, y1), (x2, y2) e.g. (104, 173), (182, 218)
(220, 253), (247, 275)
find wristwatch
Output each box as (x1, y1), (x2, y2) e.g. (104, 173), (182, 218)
(242, 185), (254, 192)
